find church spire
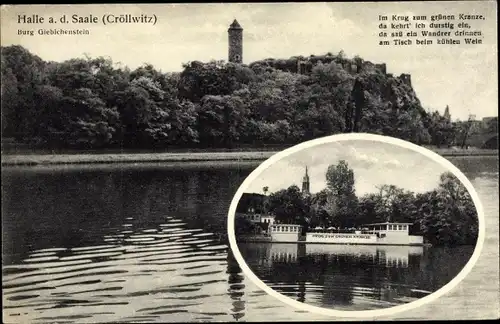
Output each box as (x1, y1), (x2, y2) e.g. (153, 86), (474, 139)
(302, 166), (310, 195)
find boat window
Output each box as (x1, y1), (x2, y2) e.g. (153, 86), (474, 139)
(398, 225), (402, 231)
(403, 225), (407, 230)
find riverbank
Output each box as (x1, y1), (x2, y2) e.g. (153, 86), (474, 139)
(1, 148), (497, 166)
(0, 151), (276, 166)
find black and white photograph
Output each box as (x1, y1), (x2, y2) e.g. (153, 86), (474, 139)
(1, 1), (498, 322)
(231, 136), (481, 312)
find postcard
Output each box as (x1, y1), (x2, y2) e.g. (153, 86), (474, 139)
(1, 2), (498, 322)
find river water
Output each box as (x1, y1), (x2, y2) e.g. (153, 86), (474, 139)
(2, 156), (499, 322)
(238, 243), (475, 311)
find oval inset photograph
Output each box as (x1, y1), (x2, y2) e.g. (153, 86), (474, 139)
(227, 133), (484, 317)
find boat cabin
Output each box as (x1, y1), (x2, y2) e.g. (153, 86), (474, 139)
(269, 224), (303, 242)
(362, 222), (413, 237)
(269, 224), (302, 233)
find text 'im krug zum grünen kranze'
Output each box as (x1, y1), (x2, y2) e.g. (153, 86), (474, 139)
(378, 13), (486, 46)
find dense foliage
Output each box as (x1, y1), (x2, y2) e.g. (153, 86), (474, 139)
(263, 161), (478, 246)
(1, 45), (473, 149)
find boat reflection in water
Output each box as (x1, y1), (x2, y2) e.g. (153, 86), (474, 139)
(238, 242), (472, 311)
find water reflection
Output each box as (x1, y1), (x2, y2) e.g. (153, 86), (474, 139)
(227, 252), (246, 321)
(238, 242), (474, 311)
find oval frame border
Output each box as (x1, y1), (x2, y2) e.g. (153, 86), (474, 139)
(227, 133), (485, 318)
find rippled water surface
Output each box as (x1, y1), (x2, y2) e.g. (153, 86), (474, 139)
(2, 156), (499, 322)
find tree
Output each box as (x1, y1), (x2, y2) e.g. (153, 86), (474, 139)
(325, 161), (358, 227)
(414, 172), (478, 246)
(357, 193), (382, 225)
(350, 78), (366, 132)
(374, 185), (405, 222)
(59, 87), (120, 148)
(309, 189), (337, 227)
(268, 185), (309, 225)
(0, 45), (455, 150)
(31, 85), (65, 146)
(197, 94), (248, 147)
(1, 45), (47, 140)
(235, 216), (259, 235)
(326, 160), (355, 196)
(428, 110), (456, 148)
(178, 60), (249, 103)
(262, 186), (269, 214)
(118, 76), (166, 146)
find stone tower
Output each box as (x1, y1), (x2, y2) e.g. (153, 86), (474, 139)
(228, 19), (243, 63)
(302, 166), (310, 196)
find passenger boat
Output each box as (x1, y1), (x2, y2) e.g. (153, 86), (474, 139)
(268, 222), (425, 246)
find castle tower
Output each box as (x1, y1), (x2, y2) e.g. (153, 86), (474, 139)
(302, 166), (310, 196)
(228, 19), (243, 63)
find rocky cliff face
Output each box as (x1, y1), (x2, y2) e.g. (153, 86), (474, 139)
(248, 53), (430, 142)
(249, 53), (424, 114)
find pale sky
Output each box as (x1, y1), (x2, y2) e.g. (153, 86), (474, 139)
(1, 2), (497, 120)
(245, 140), (450, 196)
